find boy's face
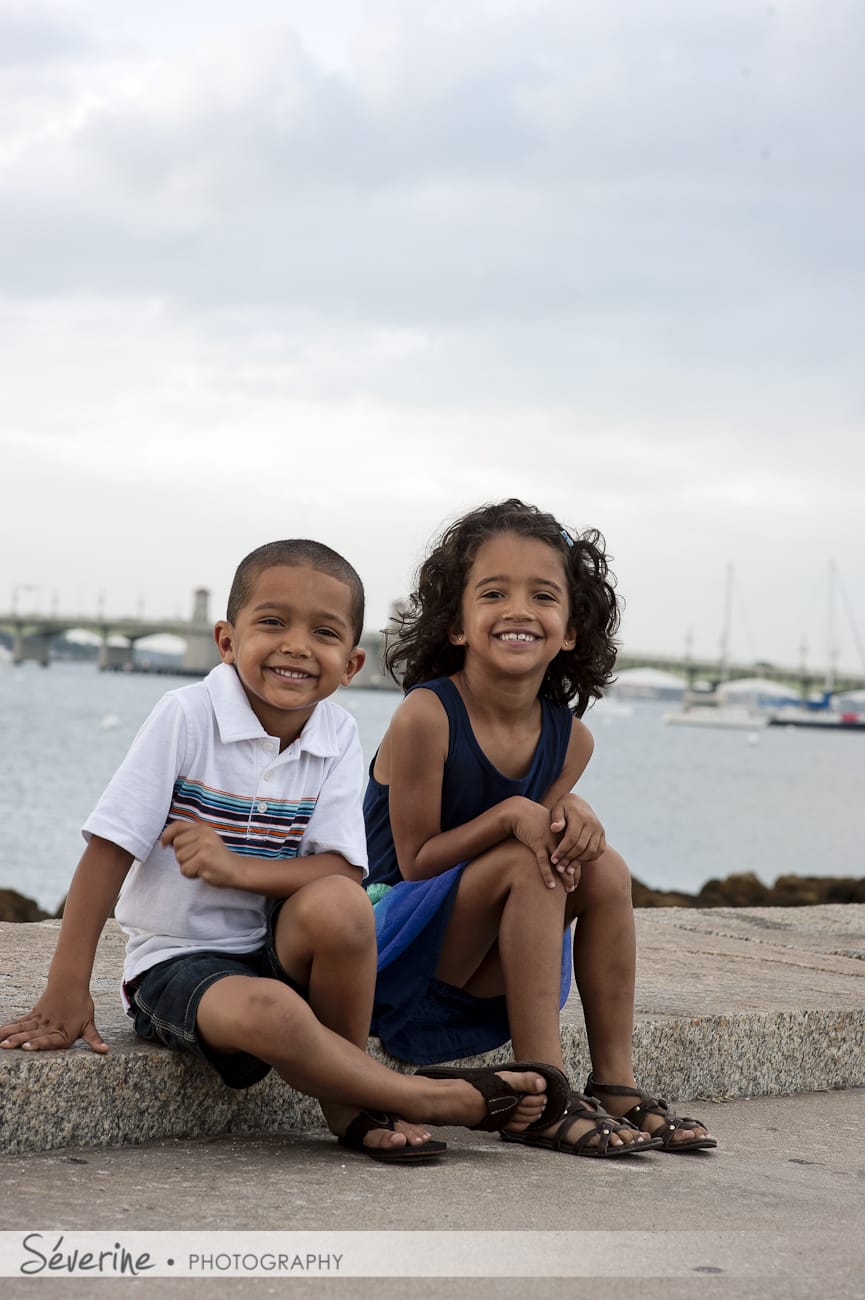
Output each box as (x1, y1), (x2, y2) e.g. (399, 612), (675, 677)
(214, 563), (365, 743)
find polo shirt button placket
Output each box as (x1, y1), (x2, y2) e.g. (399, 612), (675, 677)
(260, 738), (276, 788)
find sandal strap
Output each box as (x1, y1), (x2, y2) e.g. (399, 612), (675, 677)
(416, 1061), (569, 1133)
(340, 1109), (394, 1149)
(587, 1076), (704, 1146)
(465, 1073), (522, 1131)
(548, 1091), (637, 1155)
(585, 1074), (644, 1103)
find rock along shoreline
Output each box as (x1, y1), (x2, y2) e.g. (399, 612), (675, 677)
(3, 871), (865, 924)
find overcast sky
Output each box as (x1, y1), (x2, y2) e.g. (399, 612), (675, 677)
(2, 0), (864, 673)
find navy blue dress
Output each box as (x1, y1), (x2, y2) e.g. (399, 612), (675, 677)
(363, 676), (574, 1064)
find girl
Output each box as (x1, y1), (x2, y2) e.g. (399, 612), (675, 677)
(364, 500), (716, 1157)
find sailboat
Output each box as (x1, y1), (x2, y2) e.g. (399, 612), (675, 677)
(768, 562), (865, 731)
(768, 700), (865, 730)
(664, 566), (769, 730)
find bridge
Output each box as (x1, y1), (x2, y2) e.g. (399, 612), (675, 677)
(0, 590), (221, 675)
(612, 650), (865, 697)
(0, 594), (405, 689)
(2, 597), (864, 696)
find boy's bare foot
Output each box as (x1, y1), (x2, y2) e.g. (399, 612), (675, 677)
(326, 1100), (438, 1154)
(415, 1063), (567, 1132)
(336, 1112), (448, 1163)
(453, 1068), (548, 1130)
(361, 1118), (437, 1153)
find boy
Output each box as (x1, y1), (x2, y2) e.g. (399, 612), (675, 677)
(1, 540), (568, 1161)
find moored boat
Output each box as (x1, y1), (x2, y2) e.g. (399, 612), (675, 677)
(768, 706), (865, 731)
(664, 703), (769, 730)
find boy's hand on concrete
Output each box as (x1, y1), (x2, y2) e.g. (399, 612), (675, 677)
(0, 991), (108, 1054)
(161, 820), (247, 890)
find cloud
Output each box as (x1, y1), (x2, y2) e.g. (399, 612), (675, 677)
(1, 0), (863, 670)
(0, 3), (96, 67)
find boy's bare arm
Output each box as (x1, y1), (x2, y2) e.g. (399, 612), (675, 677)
(0, 836), (133, 1054)
(160, 820), (364, 896)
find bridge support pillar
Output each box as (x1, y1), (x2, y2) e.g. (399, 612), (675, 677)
(12, 632), (52, 666)
(98, 641), (135, 672)
(181, 630), (220, 675)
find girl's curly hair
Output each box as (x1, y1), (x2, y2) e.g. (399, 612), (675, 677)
(386, 499), (620, 715)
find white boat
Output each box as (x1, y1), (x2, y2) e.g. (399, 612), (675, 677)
(768, 704), (865, 731)
(664, 702), (768, 730)
(664, 567), (768, 730)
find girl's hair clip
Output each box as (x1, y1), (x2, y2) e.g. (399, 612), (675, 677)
(560, 528), (574, 548)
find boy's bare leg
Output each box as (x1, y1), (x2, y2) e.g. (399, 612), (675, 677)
(433, 840), (643, 1150)
(270, 876), (431, 1152)
(569, 848), (711, 1146)
(194, 876), (549, 1150)
(194, 979), (549, 1139)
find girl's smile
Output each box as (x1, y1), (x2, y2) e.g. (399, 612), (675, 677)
(453, 532), (576, 676)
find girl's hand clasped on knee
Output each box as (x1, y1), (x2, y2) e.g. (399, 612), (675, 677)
(549, 793), (606, 889)
(505, 796), (566, 890)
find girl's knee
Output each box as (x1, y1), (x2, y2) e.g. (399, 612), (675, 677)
(478, 838), (547, 885)
(579, 846), (633, 903)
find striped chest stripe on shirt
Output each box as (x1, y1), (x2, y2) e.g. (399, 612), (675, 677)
(168, 777), (318, 858)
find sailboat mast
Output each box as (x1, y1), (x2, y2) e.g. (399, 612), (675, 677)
(719, 563), (733, 684)
(826, 559), (837, 696)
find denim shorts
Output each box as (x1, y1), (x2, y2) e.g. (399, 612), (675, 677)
(126, 903), (308, 1090)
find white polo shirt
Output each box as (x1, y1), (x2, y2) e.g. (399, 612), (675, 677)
(83, 663), (368, 989)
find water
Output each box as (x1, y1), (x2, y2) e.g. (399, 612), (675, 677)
(1, 663), (863, 912)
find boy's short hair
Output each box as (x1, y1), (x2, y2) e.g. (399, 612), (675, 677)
(227, 540), (365, 643)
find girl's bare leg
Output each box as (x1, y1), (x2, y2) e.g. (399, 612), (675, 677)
(435, 839), (568, 1063)
(567, 847), (637, 1082)
(569, 849), (712, 1146)
(433, 840), (642, 1149)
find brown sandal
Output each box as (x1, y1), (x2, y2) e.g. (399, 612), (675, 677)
(338, 1110), (447, 1162)
(414, 1061), (570, 1133)
(585, 1074), (717, 1152)
(499, 1089), (661, 1157)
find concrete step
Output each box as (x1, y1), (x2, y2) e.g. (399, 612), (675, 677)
(2, 906), (864, 1156)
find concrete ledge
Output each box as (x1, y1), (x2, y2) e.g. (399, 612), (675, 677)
(2, 906), (864, 1156)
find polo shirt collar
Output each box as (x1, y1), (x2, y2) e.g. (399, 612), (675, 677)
(204, 663), (341, 758)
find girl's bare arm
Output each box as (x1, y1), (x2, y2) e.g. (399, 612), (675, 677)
(384, 691), (556, 881)
(542, 719), (607, 875)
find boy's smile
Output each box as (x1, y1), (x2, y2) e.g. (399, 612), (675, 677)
(214, 563), (365, 745)
(453, 533), (575, 677)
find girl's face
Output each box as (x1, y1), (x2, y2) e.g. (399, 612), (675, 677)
(451, 531), (576, 678)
